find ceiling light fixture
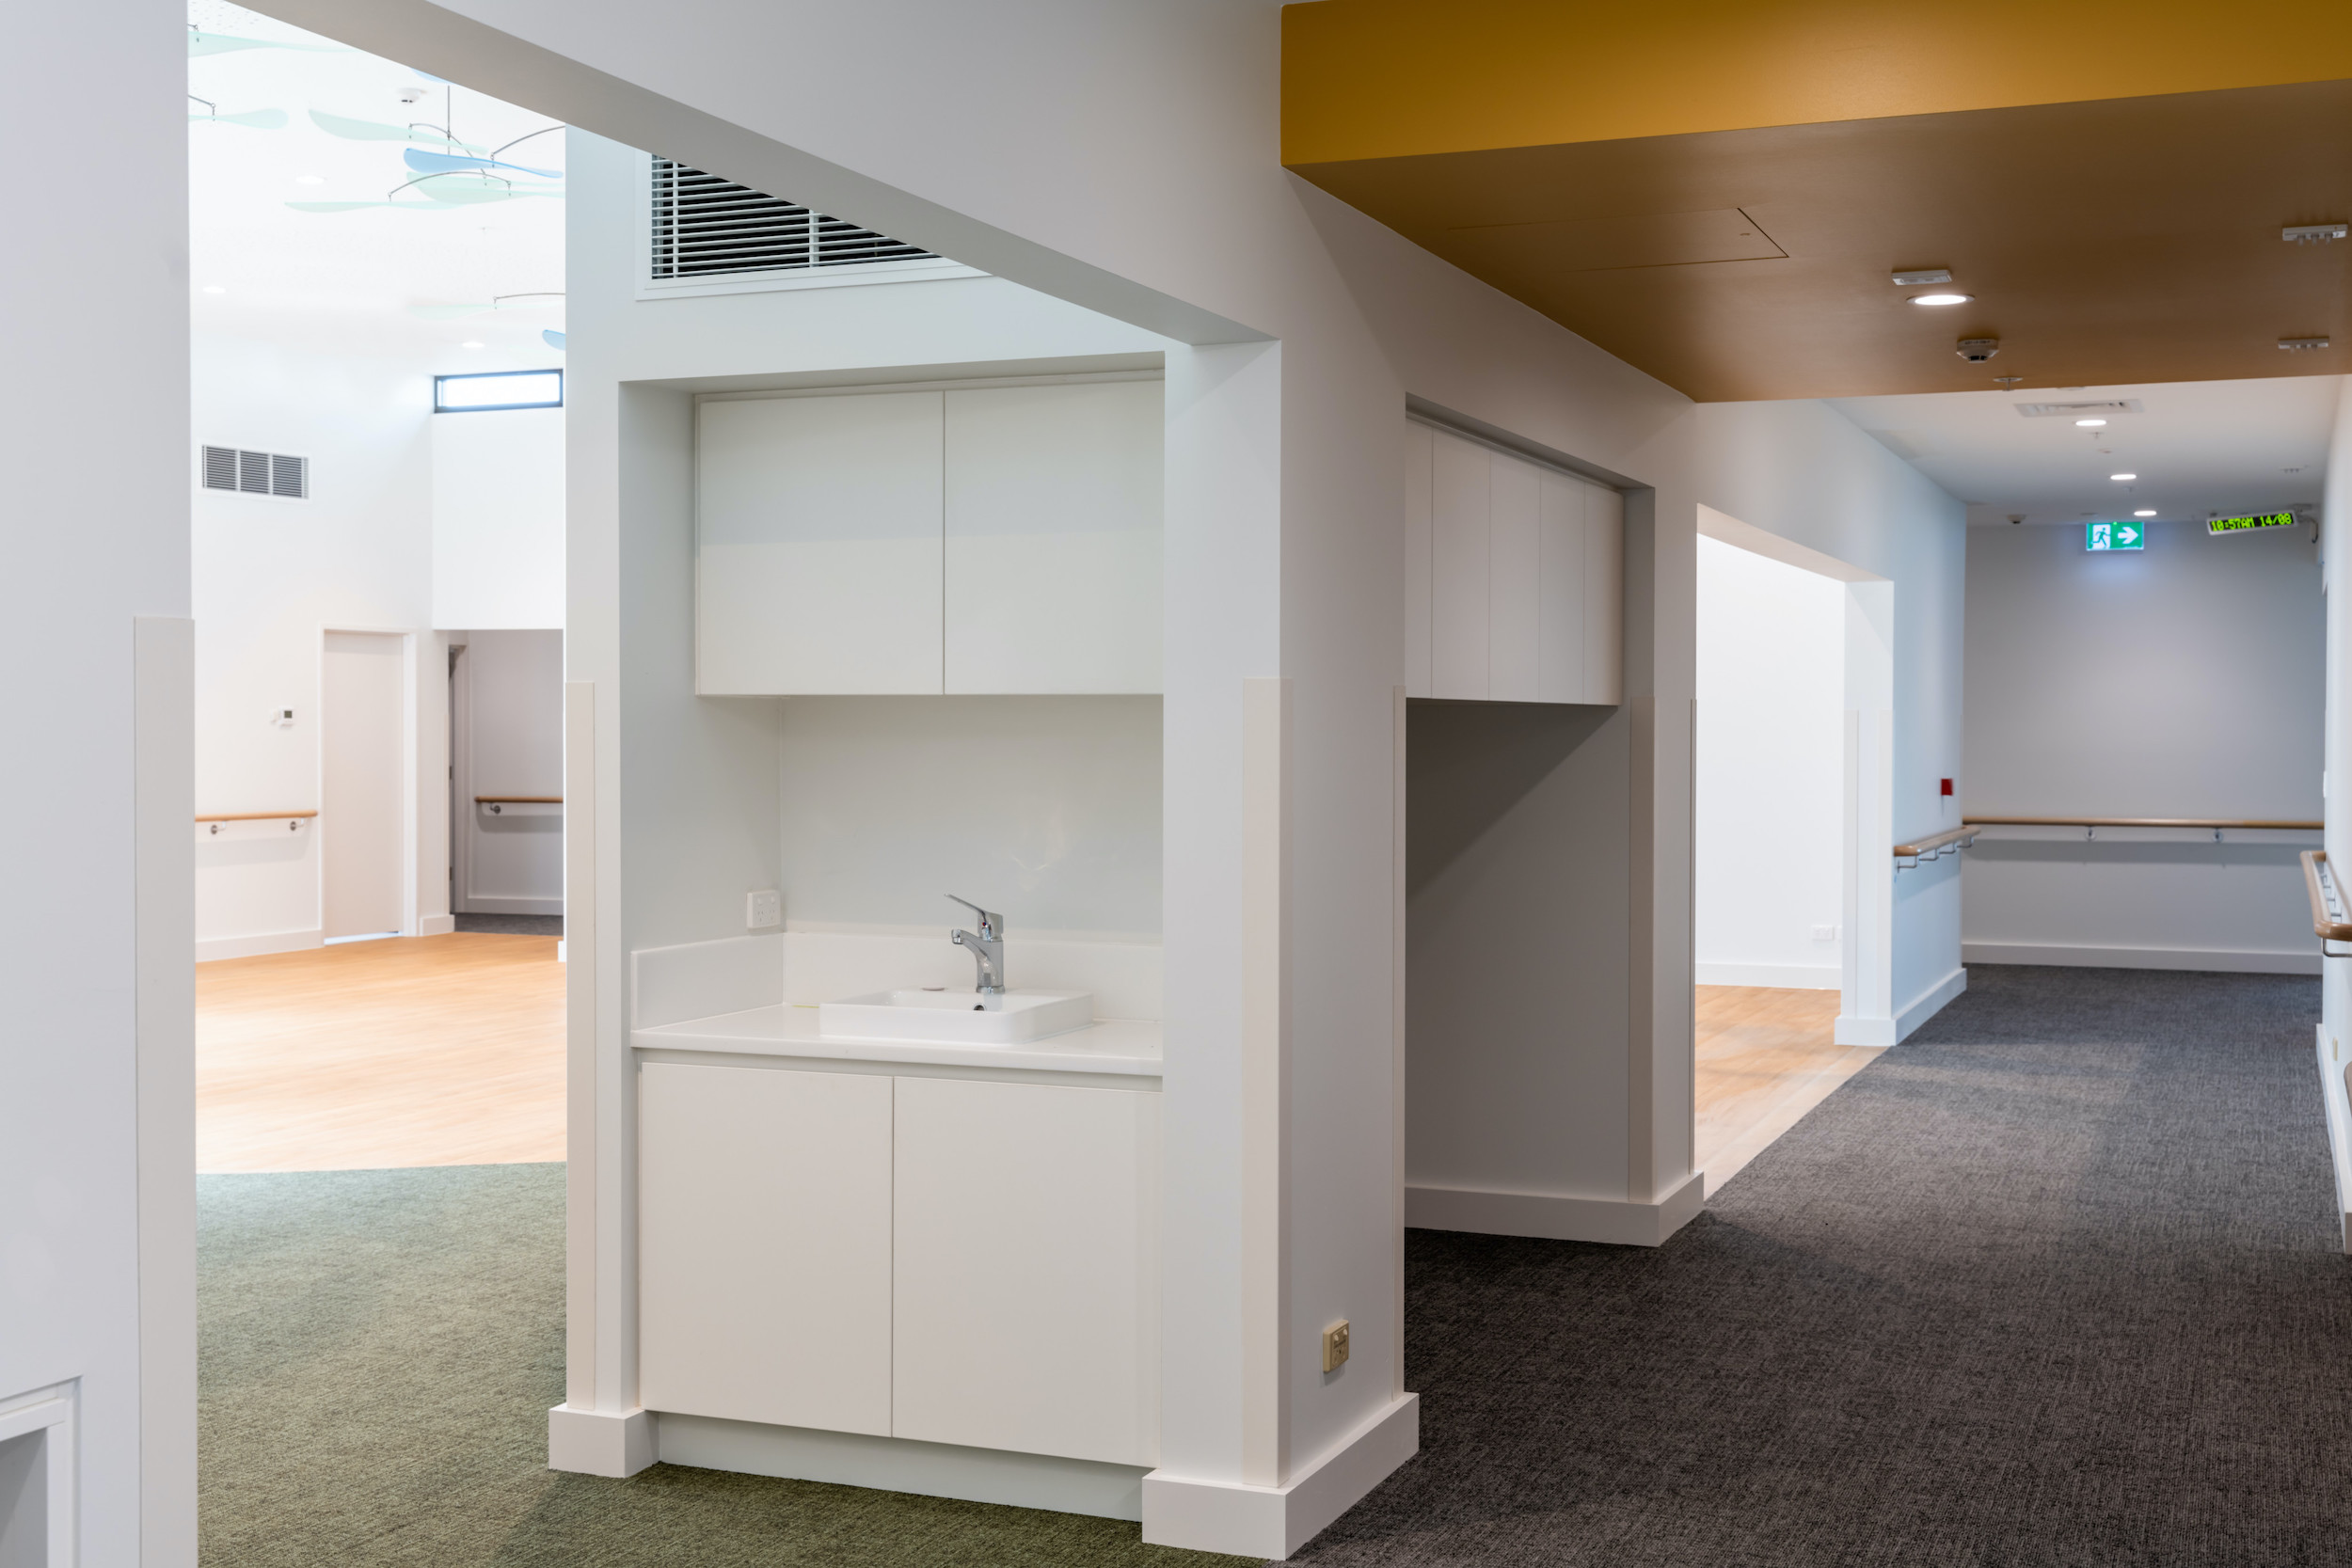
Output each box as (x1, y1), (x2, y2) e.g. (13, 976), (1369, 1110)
(2110, 473), (2137, 482)
(1910, 293), (1973, 307)
(2135, 510), (2157, 517)
(2075, 418), (2107, 427)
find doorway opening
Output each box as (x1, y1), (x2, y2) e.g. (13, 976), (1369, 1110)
(1692, 506), (1894, 1189)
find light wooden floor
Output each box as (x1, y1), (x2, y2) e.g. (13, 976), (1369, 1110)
(198, 942), (1865, 1184)
(197, 933), (565, 1173)
(1694, 985), (1882, 1192)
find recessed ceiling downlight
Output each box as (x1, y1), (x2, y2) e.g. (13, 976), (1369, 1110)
(1909, 292), (1973, 307)
(2110, 473), (2137, 482)
(2135, 510), (2157, 517)
(2075, 418), (2107, 427)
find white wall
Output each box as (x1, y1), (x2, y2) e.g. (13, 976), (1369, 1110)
(1694, 535), (1846, 989)
(1965, 516), (2325, 971)
(434, 406), (565, 630)
(778, 696), (1162, 936)
(2321, 382), (2352, 1075)
(1694, 401), (1969, 1037)
(1, 2), (194, 1563)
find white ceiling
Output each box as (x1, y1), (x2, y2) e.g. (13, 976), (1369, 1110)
(1828, 374), (2342, 527)
(187, 0), (564, 372)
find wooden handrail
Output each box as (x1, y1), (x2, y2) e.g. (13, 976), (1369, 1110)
(196, 810), (316, 823)
(2302, 851), (2352, 943)
(1893, 825), (1980, 859)
(1965, 816), (2322, 830)
(474, 796), (563, 803)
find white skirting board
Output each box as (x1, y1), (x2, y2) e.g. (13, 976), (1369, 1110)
(2317, 1025), (2352, 1255)
(657, 1412), (1151, 1520)
(1405, 1171), (1704, 1247)
(1837, 965), (1965, 1047)
(195, 926), (322, 963)
(1964, 942), (2320, 976)
(457, 895), (564, 916)
(548, 1403), (654, 1478)
(1693, 961), (1838, 990)
(1142, 1393), (1420, 1560)
(420, 912), (455, 936)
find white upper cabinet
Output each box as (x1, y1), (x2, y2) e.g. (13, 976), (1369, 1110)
(946, 382), (1163, 694)
(1406, 421), (1622, 705)
(696, 379), (1164, 696)
(697, 391), (946, 694)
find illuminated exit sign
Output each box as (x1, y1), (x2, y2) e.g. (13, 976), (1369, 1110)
(2207, 512), (2297, 536)
(2086, 520), (2144, 551)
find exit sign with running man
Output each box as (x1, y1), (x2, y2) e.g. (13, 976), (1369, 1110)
(2086, 520), (2145, 551)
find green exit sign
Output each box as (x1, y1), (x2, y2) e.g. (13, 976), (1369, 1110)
(2086, 520), (2145, 551)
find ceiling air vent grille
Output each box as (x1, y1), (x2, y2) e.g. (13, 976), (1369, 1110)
(649, 158), (934, 278)
(2014, 399), (2145, 418)
(202, 445), (309, 499)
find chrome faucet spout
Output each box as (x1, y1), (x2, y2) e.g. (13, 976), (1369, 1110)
(948, 895), (1006, 994)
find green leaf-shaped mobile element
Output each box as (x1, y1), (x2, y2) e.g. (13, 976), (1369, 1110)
(188, 29), (341, 56)
(308, 110), (484, 153)
(285, 200), (460, 214)
(189, 107), (289, 129)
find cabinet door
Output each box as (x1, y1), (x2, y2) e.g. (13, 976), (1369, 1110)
(1429, 428), (1491, 700)
(1404, 421), (1434, 698)
(944, 381), (1162, 693)
(638, 1062), (894, 1435)
(892, 1076), (1160, 1465)
(696, 391), (944, 694)
(1582, 482), (1624, 705)
(1486, 451), (1542, 702)
(1536, 471), (1589, 704)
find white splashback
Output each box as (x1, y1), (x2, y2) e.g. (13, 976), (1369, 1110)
(785, 924), (1163, 1022)
(633, 933), (786, 1028)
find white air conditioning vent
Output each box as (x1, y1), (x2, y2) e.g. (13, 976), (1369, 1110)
(201, 445), (308, 499)
(650, 158), (935, 278)
(2013, 399), (2145, 418)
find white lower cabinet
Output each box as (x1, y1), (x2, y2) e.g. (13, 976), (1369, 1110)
(635, 1062), (1160, 1468)
(637, 1062), (895, 1434)
(892, 1076), (1161, 1465)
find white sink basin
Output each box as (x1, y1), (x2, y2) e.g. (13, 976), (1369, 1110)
(818, 989), (1095, 1045)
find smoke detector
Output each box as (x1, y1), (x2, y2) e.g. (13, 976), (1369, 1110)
(1956, 338), (2000, 363)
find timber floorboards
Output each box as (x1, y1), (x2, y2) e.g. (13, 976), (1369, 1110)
(196, 933), (564, 1173)
(1694, 984), (1881, 1191)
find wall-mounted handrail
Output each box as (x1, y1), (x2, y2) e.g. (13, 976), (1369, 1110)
(1893, 825), (1980, 861)
(2303, 851), (2352, 945)
(196, 810), (317, 823)
(1965, 816), (2322, 831)
(474, 796), (562, 803)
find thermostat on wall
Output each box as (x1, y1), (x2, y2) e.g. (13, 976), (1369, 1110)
(267, 706), (294, 727)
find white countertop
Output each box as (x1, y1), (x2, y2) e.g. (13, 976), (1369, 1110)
(631, 1004), (1163, 1078)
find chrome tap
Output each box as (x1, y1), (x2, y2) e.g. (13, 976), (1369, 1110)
(948, 895), (1005, 995)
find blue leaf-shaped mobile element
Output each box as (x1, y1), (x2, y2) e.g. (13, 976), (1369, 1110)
(404, 147), (562, 181)
(310, 111), (484, 152)
(542, 330), (566, 352)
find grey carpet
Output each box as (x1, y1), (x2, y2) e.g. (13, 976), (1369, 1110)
(453, 912), (564, 936)
(1295, 964), (2346, 1565)
(199, 1164), (1253, 1566)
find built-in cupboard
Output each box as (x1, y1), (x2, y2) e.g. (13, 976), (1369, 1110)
(1405, 420), (1624, 704)
(695, 377), (1163, 695)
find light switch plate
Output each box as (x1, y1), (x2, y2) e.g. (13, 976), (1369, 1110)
(746, 889), (782, 929)
(1321, 1320), (1350, 1373)
(1810, 924), (1838, 942)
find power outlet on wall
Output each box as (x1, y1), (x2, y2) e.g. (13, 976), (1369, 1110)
(746, 890), (782, 929)
(1321, 1320), (1350, 1374)
(1810, 924), (1838, 942)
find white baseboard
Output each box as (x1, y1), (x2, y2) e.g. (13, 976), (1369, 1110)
(548, 1403), (654, 1478)
(419, 913), (455, 936)
(656, 1412), (1149, 1519)
(458, 895), (563, 916)
(2318, 1024), (2352, 1255)
(1694, 961), (1838, 990)
(1963, 942), (2319, 975)
(1405, 1170), (1704, 1247)
(1897, 965), (1968, 1039)
(1834, 1013), (1894, 1046)
(195, 927), (322, 963)
(1142, 1393), (1419, 1559)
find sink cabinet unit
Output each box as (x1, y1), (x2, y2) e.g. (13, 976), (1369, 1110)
(695, 377), (1164, 696)
(635, 1058), (1161, 1468)
(1405, 420), (1623, 705)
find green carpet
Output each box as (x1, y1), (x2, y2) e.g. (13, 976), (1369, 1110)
(199, 1164), (1260, 1566)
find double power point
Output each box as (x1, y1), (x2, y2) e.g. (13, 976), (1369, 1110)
(1321, 1320), (1350, 1374)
